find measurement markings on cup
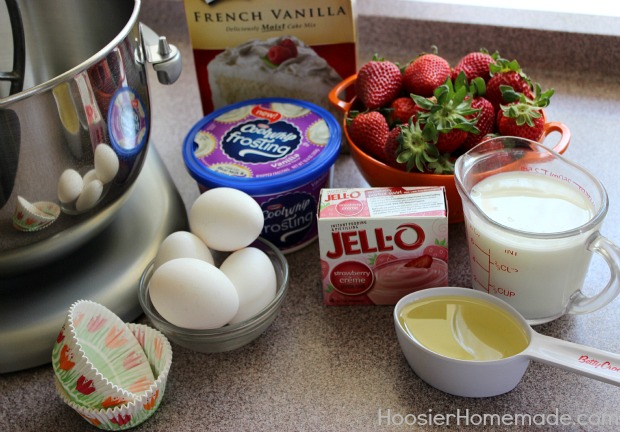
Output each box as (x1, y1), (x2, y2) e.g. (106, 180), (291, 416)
(470, 238), (491, 294)
(467, 222), (518, 298)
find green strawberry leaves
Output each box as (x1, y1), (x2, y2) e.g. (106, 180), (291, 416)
(396, 119), (441, 173)
(414, 74), (480, 135)
(500, 83), (555, 127)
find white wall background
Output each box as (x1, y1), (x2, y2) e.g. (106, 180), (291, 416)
(405, 0), (620, 17)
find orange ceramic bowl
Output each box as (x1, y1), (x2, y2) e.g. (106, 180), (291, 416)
(329, 75), (571, 223)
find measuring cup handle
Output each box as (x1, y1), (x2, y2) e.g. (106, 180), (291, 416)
(567, 233), (620, 315)
(527, 332), (620, 387)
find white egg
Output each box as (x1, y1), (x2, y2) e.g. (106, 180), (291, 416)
(94, 143), (119, 184)
(75, 179), (103, 211)
(189, 187), (264, 252)
(148, 258), (239, 329)
(82, 168), (98, 186)
(57, 169), (84, 204)
(220, 247), (277, 324)
(154, 231), (214, 269)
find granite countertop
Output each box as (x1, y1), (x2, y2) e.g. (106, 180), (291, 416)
(2, 0), (620, 430)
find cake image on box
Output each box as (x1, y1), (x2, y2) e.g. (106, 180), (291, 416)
(207, 36), (343, 115)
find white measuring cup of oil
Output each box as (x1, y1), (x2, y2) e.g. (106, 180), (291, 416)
(454, 136), (620, 324)
(394, 287), (620, 398)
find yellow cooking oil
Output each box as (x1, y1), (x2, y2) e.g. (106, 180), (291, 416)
(53, 82), (80, 134)
(398, 295), (529, 361)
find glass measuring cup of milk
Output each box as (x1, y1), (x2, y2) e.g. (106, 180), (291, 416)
(455, 136), (620, 324)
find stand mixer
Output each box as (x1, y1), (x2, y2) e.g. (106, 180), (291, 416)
(0, 0), (187, 372)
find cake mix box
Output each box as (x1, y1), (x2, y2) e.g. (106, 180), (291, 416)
(183, 0), (356, 117)
(318, 187), (449, 306)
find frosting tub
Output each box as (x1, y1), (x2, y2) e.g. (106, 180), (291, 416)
(183, 98), (341, 252)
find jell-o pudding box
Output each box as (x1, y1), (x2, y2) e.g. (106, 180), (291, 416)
(318, 187), (449, 305)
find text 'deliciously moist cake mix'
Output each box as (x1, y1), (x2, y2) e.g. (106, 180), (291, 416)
(318, 187), (449, 305)
(183, 0), (356, 118)
(184, 98), (341, 253)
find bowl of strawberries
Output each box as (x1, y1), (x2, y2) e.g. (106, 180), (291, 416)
(329, 49), (570, 223)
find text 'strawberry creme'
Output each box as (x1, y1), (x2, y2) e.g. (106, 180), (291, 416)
(318, 187), (449, 305)
(184, 98), (341, 253)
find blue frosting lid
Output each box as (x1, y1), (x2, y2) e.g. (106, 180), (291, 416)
(183, 98), (341, 196)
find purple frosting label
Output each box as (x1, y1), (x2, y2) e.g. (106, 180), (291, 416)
(192, 101), (331, 178)
(261, 191), (315, 249)
(254, 170), (331, 251)
(222, 119), (301, 163)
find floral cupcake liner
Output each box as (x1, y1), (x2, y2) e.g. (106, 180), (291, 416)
(13, 196), (60, 232)
(55, 323), (172, 430)
(52, 301), (155, 410)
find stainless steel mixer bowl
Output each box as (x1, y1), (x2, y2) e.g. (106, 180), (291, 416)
(0, 0), (181, 276)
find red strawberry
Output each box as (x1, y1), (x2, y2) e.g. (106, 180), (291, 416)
(347, 111), (390, 161)
(496, 84), (554, 141)
(496, 107), (545, 141)
(435, 129), (468, 154)
(267, 45), (294, 65)
(389, 97), (419, 125)
(424, 240), (448, 262)
(371, 253), (398, 267)
(405, 254), (433, 268)
(278, 38), (298, 57)
(383, 127), (405, 169)
(403, 53), (451, 97)
(355, 59), (402, 110)
(486, 58), (533, 112)
(411, 75), (479, 155)
(462, 97), (495, 151)
(487, 72), (533, 112)
(453, 50), (495, 82)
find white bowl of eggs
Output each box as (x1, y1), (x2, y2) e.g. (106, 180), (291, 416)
(138, 187), (289, 353)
